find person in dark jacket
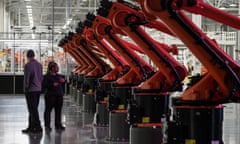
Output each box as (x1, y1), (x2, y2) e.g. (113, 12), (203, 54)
(42, 61), (65, 131)
(22, 49), (43, 133)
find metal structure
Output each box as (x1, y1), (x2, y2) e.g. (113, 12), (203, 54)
(1, 0), (239, 47)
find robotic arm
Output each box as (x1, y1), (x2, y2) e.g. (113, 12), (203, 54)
(139, 0), (240, 104)
(58, 38), (94, 74)
(69, 32), (111, 78)
(65, 35), (97, 75)
(76, 22), (130, 81)
(84, 13), (154, 87)
(176, 0), (240, 29)
(97, 0), (187, 92)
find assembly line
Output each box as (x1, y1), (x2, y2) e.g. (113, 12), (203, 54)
(56, 0), (240, 144)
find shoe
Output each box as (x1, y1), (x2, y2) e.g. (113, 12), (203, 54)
(55, 125), (65, 130)
(22, 127), (42, 134)
(45, 126), (52, 132)
(31, 127), (43, 133)
(22, 128), (32, 133)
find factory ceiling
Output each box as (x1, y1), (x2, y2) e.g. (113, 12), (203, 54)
(4, 0), (99, 34)
(3, 0), (239, 42)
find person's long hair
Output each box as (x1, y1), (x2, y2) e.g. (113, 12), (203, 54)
(47, 61), (57, 74)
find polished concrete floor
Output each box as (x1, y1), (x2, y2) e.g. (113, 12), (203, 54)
(0, 94), (239, 144)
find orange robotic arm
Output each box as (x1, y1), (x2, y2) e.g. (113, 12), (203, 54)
(73, 47), (96, 74)
(69, 32), (111, 78)
(84, 13), (154, 86)
(58, 38), (94, 74)
(139, 0), (240, 103)
(68, 49), (88, 74)
(175, 0), (240, 29)
(79, 36), (112, 77)
(97, 1), (187, 92)
(76, 22), (130, 81)
(62, 36), (96, 74)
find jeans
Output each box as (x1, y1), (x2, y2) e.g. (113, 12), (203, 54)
(44, 95), (63, 127)
(25, 91), (42, 129)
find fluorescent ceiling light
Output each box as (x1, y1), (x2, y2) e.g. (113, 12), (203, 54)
(230, 4), (237, 7)
(66, 19), (72, 25)
(9, 44), (49, 46)
(27, 9), (32, 13)
(7, 43), (49, 48)
(32, 34), (35, 39)
(62, 24), (67, 29)
(26, 5), (32, 8)
(0, 39), (49, 42)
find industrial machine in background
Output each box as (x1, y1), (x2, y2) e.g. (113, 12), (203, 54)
(59, 0), (240, 143)
(95, 0), (188, 143)
(135, 0), (240, 143)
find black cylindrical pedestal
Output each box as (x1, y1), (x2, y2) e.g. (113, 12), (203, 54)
(134, 94), (169, 123)
(83, 78), (96, 93)
(72, 87), (77, 101)
(109, 88), (132, 111)
(109, 111), (130, 141)
(168, 106), (224, 144)
(69, 84), (73, 96)
(94, 103), (109, 126)
(83, 93), (96, 113)
(77, 90), (83, 106)
(130, 125), (163, 144)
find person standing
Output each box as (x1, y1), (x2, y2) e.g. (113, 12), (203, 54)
(22, 49), (43, 133)
(42, 61), (65, 131)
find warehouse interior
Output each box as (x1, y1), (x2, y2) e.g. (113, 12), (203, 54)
(0, 0), (240, 144)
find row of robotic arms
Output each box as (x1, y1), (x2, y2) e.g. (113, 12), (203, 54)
(59, 0), (240, 144)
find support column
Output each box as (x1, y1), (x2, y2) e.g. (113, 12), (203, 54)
(0, 0), (4, 50)
(237, 2), (240, 62)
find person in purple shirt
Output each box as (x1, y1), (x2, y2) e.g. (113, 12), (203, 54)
(22, 49), (43, 134)
(42, 61), (65, 131)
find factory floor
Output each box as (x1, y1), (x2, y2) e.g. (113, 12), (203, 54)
(0, 94), (239, 144)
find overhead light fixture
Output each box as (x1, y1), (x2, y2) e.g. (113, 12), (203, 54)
(62, 18), (72, 29)
(26, 5), (32, 9)
(62, 24), (67, 29)
(8, 43), (49, 45)
(229, 4), (237, 7)
(219, 7), (225, 10)
(27, 9), (32, 13)
(32, 34), (35, 39)
(0, 39), (49, 42)
(26, 4), (34, 27)
(66, 18), (72, 25)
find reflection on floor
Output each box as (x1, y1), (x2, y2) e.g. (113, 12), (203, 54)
(0, 95), (239, 144)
